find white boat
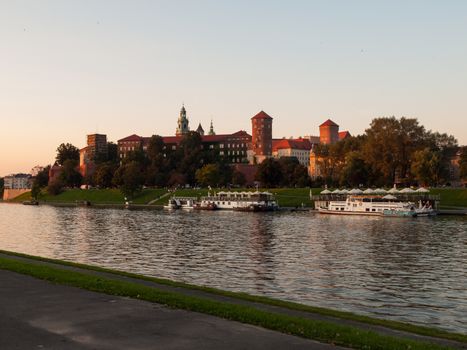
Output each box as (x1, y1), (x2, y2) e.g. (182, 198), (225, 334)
(163, 197), (196, 210)
(415, 202), (437, 217)
(318, 195), (417, 217)
(198, 191), (279, 211)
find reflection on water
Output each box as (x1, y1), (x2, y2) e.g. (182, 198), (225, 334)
(0, 203), (466, 333)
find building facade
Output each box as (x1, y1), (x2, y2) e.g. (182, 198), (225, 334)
(79, 133), (108, 178)
(3, 174), (32, 189)
(272, 138), (312, 167)
(118, 107), (251, 164)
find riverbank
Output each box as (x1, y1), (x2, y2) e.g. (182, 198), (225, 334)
(0, 250), (465, 349)
(8, 187), (467, 209)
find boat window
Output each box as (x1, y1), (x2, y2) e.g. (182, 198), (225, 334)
(341, 208), (344, 211)
(372, 209), (376, 212)
(366, 208), (370, 212)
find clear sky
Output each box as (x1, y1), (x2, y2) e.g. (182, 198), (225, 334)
(1, 0), (466, 176)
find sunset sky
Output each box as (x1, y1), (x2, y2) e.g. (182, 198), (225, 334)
(1, 0), (466, 176)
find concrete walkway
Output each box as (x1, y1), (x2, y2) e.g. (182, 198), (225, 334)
(0, 270), (342, 350)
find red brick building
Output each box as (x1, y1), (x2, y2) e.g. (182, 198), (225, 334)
(249, 111), (273, 164)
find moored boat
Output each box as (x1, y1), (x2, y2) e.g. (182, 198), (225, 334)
(198, 191), (279, 211)
(22, 200), (39, 206)
(318, 195), (418, 217)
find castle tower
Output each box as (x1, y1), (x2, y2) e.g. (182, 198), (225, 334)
(176, 105), (190, 136)
(208, 119), (215, 135)
(319, 119), (339, 144)
(196, 123), (204, 136)
(250, 111), (273, 164)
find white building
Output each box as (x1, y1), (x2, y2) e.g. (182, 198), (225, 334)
(272, 138), (313, 167)
(4, 174), (32, 189)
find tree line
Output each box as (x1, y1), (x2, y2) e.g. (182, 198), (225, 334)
(313, 117), (464, 187)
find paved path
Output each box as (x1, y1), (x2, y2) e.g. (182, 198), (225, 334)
(0, 270), (344, 350)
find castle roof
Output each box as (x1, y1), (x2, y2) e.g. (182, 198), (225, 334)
(338, 131), (351, 140)
(118, 134), (143, 142)
(319, 119), (338, 127)
(251, 110), (273, 120)
(272, 138), (312, 151)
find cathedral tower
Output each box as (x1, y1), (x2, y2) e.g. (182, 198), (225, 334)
(176, 105), (190, 136)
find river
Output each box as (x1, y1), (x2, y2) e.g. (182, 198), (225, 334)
(0, 203), (466, 334)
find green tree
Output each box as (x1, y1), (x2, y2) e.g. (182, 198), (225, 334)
(339, 152), (370, 187)
(55, 143), (80, 166)
(34, 166), (50, 188)
(278, 157), (310, 187)
(411, 148), (441, 186)
(93, 163), (116, 188)
(255, 158), (283, 187)
(60, 159), (82, 187)
(113, 161), (144, 198)
(196, 164), (221, 187)
(0, 177), (4, 198)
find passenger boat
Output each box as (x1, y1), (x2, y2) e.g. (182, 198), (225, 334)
(163, 197), (196, 210)
(318, 195), (417, 217)
(193, 202), (218, 210)
(197, 191), (279, 211)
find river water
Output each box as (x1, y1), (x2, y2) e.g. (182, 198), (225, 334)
(0, 203), (466, 334)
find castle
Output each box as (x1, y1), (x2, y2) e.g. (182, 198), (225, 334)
(79, 106), (350, 181)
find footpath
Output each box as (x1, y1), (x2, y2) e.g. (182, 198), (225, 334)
(0, 252), (466, 350)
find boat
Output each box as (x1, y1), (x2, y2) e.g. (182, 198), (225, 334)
(193, 202), (218, 210)
(415, 202), (437, 217)
(317, 195), (418, 217)
(22, 200), (39, 206)
(163, 197), (196, 210)
(198, 191), (279, 211)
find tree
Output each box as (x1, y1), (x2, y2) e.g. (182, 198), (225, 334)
(339, 152), (370, 187)
(107, 142), (119, 165)
(196, 164), (221, 187)
(255, 158), (283, 187)
(231, 170), (246, 186)
(113, 161), (144, 199)
(278, 157), (310, 187)
(31, 182), (42, 200)
(55, 143), (80, 166)
(47, 178), (64, 195)
(0, 177), (4, 198)
(34, 166), (50, 188)
(60, 159), (82, 187)
(460, 147), (467, 181)
(411, 148), (441, 186)
(93, 163), (116, 188)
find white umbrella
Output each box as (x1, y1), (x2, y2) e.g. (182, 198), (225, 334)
(416, 187), (429, 193)
(320, 189), (331, 194)
(340, 189), (349, 194)
(388, 187), (399, 194)
(400, 188), (415, 194)
(332, 189), (342, 194)
(363, 188), (374, 194)
(349, 188), (363, 194)
(374, 188), (387, 194)
(382, 194), (397, 200)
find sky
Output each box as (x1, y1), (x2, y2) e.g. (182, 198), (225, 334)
(1, 0), (466, 176)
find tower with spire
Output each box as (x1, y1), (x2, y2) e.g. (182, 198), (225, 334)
(196, 122), (205, 136)
(208, 119), (215, 135)
(176, 105), (190, 136)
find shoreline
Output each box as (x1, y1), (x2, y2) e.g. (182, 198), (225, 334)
(0, 249), (465, 349)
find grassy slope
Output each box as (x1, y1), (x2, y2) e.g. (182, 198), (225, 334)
(0, 252), (461, 350)
(9, 187), (466, 208)
(11, 188), (167, 205)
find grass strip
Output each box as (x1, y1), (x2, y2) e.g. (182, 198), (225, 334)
(0, 250), (467, 343)
(0, 256), (454, 350)
(1, 250), (465, 345)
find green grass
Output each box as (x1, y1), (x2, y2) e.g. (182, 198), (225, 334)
(430, 188), (467, 208)
(11, 188), (168, 205)
(0, 254), (457, 350)
(1, 249), (465, 344)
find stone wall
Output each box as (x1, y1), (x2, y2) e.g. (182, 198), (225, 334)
(3, 189), (30, 201)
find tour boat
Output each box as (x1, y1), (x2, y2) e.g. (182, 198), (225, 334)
(22, 200), (39, 206)
(318, 195), (418, 217)
(197, 191), (279, 211)
(163, 197), (196, 210)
